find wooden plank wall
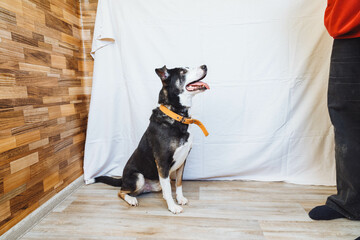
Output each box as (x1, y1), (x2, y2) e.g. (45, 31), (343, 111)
(0, 0), (98, 235)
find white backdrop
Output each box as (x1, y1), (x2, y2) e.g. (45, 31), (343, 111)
(84, 0), (336, 185)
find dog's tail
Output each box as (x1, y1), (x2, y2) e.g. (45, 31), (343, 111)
(94, 176), (122, 187)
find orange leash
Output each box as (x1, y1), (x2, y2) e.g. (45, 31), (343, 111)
(159, 105), (209, 137)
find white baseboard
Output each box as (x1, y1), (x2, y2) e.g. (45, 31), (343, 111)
(1, 176), (84, 240)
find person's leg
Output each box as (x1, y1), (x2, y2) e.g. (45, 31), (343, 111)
(309, 38), (360, 220)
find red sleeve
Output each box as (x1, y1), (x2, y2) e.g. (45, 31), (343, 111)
(324, 0), (360, 39)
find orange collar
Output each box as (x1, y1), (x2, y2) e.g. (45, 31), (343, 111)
(159, 105), (209, 137)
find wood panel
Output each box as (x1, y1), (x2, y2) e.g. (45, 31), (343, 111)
(0, 0), (97, 235)
(20, 181), (360, 240)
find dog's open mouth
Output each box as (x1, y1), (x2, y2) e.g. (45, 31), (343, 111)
(186, 76), (210, 92)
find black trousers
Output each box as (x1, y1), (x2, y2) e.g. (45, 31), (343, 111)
(326, 37), (360, 220)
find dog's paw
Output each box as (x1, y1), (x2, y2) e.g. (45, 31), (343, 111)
(124, 195), (138, 206)
(168, 204), (183, 214)
(176, 195), (188, 205)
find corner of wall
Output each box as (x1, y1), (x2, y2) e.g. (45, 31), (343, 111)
(0, 0), (98, 235)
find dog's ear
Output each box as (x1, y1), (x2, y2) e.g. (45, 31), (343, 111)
(155, 65), (169, 82)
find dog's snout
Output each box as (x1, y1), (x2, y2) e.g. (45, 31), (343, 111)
(200, 65), (207, 71)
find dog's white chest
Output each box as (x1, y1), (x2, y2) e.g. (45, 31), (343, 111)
(170, 132), (193, 173)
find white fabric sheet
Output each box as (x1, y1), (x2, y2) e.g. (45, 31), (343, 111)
(84, 0), (336, 185)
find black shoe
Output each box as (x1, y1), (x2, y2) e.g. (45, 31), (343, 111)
(308, 205), (345, 220)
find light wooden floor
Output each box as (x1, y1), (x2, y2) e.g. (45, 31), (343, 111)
(20, 181), (360, 240)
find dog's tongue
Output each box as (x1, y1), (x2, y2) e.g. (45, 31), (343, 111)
(189, 81), (210, 89)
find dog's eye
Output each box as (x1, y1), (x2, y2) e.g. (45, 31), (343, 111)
(180, 69), (187, 75)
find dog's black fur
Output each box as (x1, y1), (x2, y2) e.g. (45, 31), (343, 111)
(95, 65), (208, 213)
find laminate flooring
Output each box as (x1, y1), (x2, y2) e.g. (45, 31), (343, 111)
(20, 181), (360, 240)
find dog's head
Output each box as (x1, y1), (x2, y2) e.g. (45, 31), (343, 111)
(155, 65), (209, 108)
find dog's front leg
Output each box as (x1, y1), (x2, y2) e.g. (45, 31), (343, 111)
(175, 163), (188, 205)
(159, 176), (183, 214)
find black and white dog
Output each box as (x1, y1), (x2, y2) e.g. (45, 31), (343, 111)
(95, 65), (209, 214)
